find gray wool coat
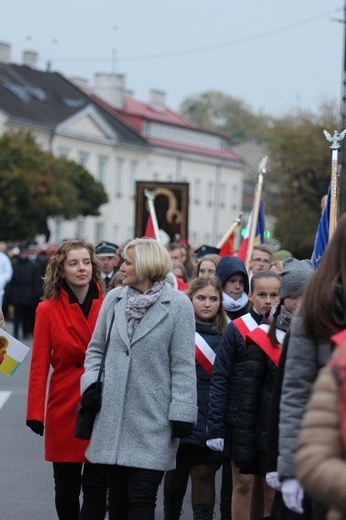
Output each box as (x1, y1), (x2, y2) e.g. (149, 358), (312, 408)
(278, 310), (331, 481)
(81, 281), (198, 471)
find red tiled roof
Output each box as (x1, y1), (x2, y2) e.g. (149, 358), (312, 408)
(148, 138), (243, 162)
(81, 89), (242, 163)
(120, 97), (196, 128)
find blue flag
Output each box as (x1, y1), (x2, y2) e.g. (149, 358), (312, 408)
(311, 183), (330, 269)
(256, 201), (265, 244)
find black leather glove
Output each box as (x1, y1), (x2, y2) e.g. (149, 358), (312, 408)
(80, 383), (102, 412)
(171, 420), (194, 439)
(26, 419), (44, 436)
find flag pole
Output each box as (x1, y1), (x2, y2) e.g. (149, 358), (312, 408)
(323, 129), (346, 241)
(245, 156), (267, 273)
(144, 189), (161, 242)
(216, 212), (243, 249)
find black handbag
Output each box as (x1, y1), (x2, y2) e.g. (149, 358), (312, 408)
(75, 312), (115, 440)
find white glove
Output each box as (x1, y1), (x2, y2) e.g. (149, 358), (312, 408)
(281, 479), (304, 513)
(206, 438), (224, 452)
(265, 471), (282, 491)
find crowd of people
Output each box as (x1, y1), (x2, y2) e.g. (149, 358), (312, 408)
(1, 225), (345, 520)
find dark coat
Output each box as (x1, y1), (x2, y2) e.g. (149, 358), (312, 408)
(207, 309), (263, 440)
(6, 257), (41, 306)
(181, 321), (223, 447)
(266, 331), (290, 472)
(233, 340), (279, 474)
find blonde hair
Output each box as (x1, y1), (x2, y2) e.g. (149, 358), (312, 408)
(124, 238), (172, 282)
(269, 260), (283, 274)
(194, 254), (221, 278)
(43, 238), (102, 300)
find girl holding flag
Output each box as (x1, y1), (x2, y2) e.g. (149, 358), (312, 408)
(163, 276), (228, 520)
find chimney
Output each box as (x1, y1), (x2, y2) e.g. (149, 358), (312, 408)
(0, 42), (11, 64)
(149, 89), (165, 112)
(124, 89), (134, 99)
(93, 73), (125, 109)
(23, 50), (38, 69)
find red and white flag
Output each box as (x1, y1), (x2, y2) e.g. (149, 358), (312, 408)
(237, 202), (265, 262)
(144, 215), (156, 239)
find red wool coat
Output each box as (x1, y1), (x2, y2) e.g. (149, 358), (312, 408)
(26, 285), (103, 462)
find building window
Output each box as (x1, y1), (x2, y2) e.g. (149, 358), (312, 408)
(220, 183), (226, 207)
(194, 179), (201, 203)
(153, 172), (159, 181)
(116, 158), (124, 196)
(167, 174), (173, 182)
(129, 160), (137, 198)
(191, 231), (198, 244)
(127, 225), (134, 240)
(207, 181), (213, 205)
(78, 152), (89, 168)
(98, 156), (107, 186)
(75, 218), (85, 238)
(58, 147), (69, 158)
(95, 223), (104, 244)
(231, 185), (238, 210)
(113, 224), (119, 244)
(204, 232), (210, 244)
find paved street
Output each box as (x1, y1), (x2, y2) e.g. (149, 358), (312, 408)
(0, 323), (223, 519)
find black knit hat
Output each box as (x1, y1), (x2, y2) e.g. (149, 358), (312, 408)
(215, 256), (249, 294)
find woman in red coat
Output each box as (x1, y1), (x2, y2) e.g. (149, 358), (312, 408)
(26, 238), (107, 520)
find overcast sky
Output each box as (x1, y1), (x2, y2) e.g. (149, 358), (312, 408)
(0, 0), (344, 117)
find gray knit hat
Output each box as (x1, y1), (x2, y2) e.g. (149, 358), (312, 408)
(279, 257), (314, 300)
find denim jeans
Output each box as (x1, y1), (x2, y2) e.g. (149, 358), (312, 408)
(107, 465), (164, 520)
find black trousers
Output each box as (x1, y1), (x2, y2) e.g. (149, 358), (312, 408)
(52, 462), (107, 520)
(14, 304), (36, 338)
(107, 465), (164, 520)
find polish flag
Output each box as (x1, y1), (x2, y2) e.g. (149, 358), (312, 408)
(144, 215), (156, 239)
(237, 202), (265, 262)
(219, 234), (235, 257)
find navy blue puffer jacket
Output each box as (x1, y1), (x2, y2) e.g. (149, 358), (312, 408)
(207, 308), (263, 440)
(181, 321), (223, 447)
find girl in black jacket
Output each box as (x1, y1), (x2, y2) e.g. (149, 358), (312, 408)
(163, 276), (228, 520)
(233, 259), (313, 520)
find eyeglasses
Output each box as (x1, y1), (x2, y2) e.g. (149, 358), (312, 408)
(251, 258), (271, 265)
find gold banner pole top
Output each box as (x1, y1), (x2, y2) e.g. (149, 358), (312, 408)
(245, 156), (267, 273)
(323, 129), (346, 241)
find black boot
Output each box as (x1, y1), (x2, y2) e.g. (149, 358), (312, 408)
(193, 503), (214, 520)
(163, 497), (183, 520)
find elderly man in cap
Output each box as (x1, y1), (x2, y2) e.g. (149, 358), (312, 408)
(95, 241), (122, 291)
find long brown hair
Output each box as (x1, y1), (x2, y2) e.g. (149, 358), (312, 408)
(43, 238), (102, 300)
(187, 276), (228, 333)
(302, 213), (346, 340)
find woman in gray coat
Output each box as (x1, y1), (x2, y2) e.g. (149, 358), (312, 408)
(277, 214), (346, 517)
(81, 238), (198, 520)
